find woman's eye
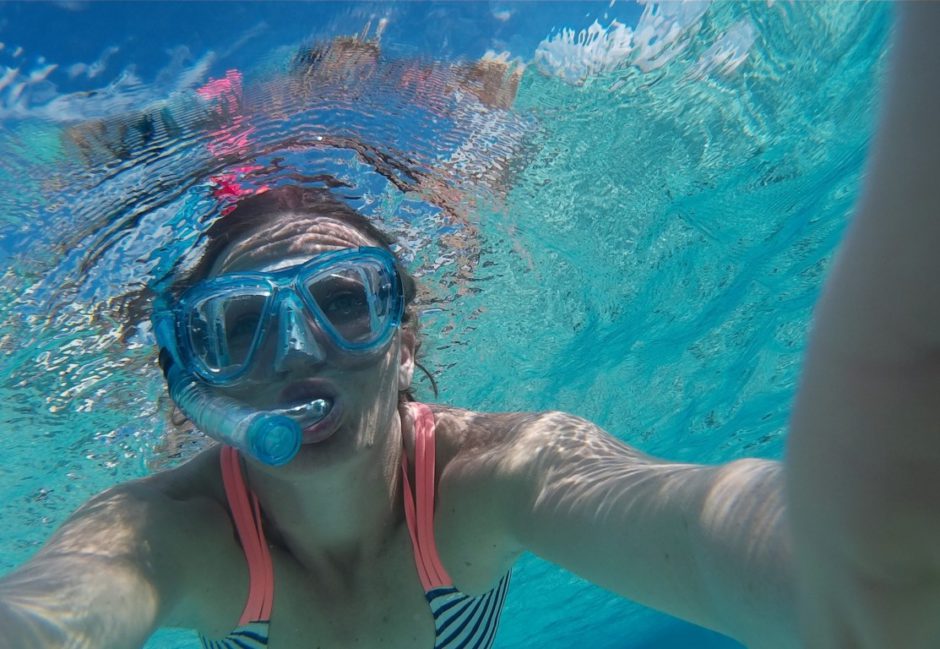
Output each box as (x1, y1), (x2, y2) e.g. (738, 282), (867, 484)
(228, 314), (259, 340)
(326, 292), (365, 315)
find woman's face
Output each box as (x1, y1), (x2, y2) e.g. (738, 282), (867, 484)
(206, 213), (415, 469)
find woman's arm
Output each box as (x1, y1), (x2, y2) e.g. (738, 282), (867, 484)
(495, 412), (796, 648)
(0, 481), (216, 649)
(786, 4), (940, 647)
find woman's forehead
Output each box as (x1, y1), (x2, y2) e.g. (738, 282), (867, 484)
(211, 214), (378, 275)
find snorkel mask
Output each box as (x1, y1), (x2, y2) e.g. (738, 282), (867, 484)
(153, 246), (405, 465)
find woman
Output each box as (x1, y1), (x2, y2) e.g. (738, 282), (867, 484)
(0, 5), (937, 649)
(2, 183), (796, 648)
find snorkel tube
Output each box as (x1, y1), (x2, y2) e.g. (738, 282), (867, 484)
(162, 356), (302, 466)
(153, 311), (302, 466)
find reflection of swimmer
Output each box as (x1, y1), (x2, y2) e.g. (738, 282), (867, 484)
(290, 31), (525, 194)
(62, 30), (529, 365)
(293, 29), (522, 111)
(6, 7), (938, 649)
(284, 32), (527, 296)
(62, 100), (186, 165)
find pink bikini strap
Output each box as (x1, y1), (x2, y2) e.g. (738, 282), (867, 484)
(401, 402), (454, 591)
(220, 446), (275, 624)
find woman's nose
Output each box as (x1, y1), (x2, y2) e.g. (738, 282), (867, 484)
(274, 294), (325, 372)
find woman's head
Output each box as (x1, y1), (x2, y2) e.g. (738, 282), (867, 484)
(166, 186), (436, 465)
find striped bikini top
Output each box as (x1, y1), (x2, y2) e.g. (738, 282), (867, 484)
(200, 402), (511, 649)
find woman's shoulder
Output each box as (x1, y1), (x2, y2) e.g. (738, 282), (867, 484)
(90, 446), (235, 565)
(422, 404), (600, 491)
(425, 404), (523, 458)
(92, 446), (249, 630)
(87, 446), (237, 574)
(426, 404), (593, 459)
(425, 404), (652, 492)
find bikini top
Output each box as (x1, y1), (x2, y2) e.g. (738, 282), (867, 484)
(199, 402), (511, 649)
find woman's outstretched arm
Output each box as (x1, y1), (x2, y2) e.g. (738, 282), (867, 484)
(0, 484), (170, 649)
(786, 4), (940, 647)
(481, 411), (796, 648)
(0, 479), (226, 649)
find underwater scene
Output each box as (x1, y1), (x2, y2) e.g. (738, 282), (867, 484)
(0, 2), (892, 647)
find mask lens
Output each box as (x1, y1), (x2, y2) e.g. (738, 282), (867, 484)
(304, 260), (392, 346)
(186, 289), (270, 376)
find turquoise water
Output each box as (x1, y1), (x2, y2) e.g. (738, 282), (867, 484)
(0, 2), (891, 647)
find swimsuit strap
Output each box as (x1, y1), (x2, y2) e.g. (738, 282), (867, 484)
(401, 402), (454, 591)
(219, 446), (275, 624)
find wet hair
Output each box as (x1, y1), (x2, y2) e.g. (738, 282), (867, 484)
(175, 185), (437, 402)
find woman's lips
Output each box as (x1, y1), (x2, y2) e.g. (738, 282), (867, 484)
(273, 379), (342, 445)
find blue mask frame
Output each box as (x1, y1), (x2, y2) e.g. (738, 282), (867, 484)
(153, 246), (405, 386)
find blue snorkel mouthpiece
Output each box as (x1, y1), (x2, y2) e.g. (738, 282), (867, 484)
(162, 357), (301, 466)
(244, 412), (302, 467)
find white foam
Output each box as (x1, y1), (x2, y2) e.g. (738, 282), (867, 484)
(492, 9), (513, 23)
(0, 67), (18, 94)
(86, 45), (120, 80)
(534, 0), (715, 84)
(0, 36), (222, 121)
(29, 63), (58, 83)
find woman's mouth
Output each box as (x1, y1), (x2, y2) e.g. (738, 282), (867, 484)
(271, 382), (342, 444)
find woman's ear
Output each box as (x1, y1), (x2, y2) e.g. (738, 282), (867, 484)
(398, 328), (417, 391)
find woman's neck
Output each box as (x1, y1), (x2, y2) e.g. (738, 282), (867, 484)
(244, 410), (407, 576)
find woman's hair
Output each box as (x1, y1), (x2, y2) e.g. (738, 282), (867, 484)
(174, 185), (437, 402)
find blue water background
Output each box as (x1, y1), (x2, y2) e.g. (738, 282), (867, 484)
(0, 2), (892, 648)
